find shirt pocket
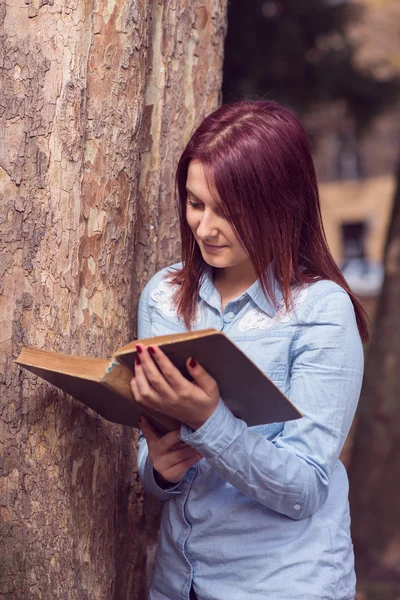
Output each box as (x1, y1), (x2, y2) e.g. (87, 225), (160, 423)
(235, 334), (290, 385)
(257, 360), (286, 386)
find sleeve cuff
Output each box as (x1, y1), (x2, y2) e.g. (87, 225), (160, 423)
(179, 398), (246, 456)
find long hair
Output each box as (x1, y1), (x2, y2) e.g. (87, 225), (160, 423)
(168, 100), (369, 342)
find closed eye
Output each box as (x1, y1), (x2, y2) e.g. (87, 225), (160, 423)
(186, 193), (226, 218)
(187, 200), (204, 209)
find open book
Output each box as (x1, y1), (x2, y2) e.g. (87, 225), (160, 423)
(15, 328), (301, 433)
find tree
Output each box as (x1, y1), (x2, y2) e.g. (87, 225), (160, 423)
(348, 162), (400, 583)
(0, 1), (227, 598)
(223, 0), (400, 132)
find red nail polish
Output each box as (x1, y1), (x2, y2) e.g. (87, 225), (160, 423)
(136, 345), (143, 354)
(190, 358), (197, 368)
(136, 355), (141, 366)
(148, 346), (156, 355)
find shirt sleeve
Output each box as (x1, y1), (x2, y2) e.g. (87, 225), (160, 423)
(136, 277), (183, 501)
(179, 290), (364, 520)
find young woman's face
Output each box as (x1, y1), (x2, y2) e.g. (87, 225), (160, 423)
(186, 160), (250, 271)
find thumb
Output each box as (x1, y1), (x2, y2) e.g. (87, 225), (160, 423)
(139, 416), (161, 443)
(186, 357), (219, 400)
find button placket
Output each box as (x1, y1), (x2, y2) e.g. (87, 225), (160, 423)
(222, 295), (247, 326)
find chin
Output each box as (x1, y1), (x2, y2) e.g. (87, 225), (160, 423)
(201, 254), (231, 268)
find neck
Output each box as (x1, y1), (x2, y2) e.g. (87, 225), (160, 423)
(213, 259), (258, 293)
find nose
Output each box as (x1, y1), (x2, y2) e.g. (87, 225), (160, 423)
(196, 209), (219, 241)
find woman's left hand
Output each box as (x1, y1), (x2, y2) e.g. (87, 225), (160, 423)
(130, 344), (220, 430)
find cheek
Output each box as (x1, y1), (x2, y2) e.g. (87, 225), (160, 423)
(223, 226), (243, 252)
(227, 231), (249, 259)
(186, 212), (197, 233)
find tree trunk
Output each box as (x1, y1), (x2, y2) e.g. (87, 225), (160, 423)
(0, 1), (227, 598)
(349, 160), (400, 582)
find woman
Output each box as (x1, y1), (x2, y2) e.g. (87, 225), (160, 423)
(131, 100), (368, 600)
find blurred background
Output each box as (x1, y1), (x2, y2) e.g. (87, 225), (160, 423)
(222, 1), (400, 598)
(1, 1), (398, 596)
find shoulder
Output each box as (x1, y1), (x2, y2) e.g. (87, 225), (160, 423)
(293, 278), (360, 342)
(302, 279), (353, 318)
(140, 261), (183, 298)
(138, 262), (184, 324)
(290, 279), (364, 371)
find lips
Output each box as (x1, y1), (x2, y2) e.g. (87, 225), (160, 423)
(201, 242), (227, 254)
(203, 242), (225, 249)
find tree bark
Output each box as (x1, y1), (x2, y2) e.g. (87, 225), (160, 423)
(349, 159), (400, 582)
(0, 1), (227, 598)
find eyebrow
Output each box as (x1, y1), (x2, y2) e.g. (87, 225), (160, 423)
(185, 187), (204, 201)
(186, 187), (218, 208)
(186, 187), (223, 213)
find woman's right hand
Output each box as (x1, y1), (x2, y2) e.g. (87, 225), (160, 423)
(140, 416), (204, 484)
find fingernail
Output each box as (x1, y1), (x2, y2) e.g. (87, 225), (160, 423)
(189, 358), (197, 368)
(136, 344), (143, 354)
(136, 355), (141, 366)
(148, 346), (156, 355)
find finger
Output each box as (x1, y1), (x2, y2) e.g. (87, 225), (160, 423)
(155, 446), (202, 474)
(139, 416), (162, 443)
(146, 345), (191, 392)
(163, 453), (203, 482)
(135, 344), (174, 397)
(158, 429), (185, 453)
(132, 378), (159, 421)
(186, 357), (219, 400)
(130, 376), (141, 403)
(140, 420), (187, 455)
(133, 353), (160, 403)
(155, 445), (200, 471)
(171, 440), (187, 450)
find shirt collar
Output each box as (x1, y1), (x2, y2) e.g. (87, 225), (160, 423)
(199, 262), (283, 317)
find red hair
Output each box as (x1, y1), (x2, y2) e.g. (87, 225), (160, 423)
(168, 100), (369, 342)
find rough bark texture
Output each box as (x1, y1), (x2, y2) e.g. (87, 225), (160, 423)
(349, 161), (400, 582)
(0, 1), (227, 598)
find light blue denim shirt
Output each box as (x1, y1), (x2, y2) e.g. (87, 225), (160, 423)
(137, 262), (364, 600)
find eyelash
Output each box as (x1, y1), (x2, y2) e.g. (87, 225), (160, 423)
(187, 200), (203, 209)
(187, 197), (226, 219)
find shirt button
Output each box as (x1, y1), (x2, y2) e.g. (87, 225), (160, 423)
(226, 311), (235, 319)
(293, 504), (302, 511)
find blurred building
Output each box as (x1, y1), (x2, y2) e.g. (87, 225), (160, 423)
(305, 0), (400, 317)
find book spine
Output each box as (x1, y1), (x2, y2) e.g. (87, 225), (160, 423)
(101, 360), (134, 400)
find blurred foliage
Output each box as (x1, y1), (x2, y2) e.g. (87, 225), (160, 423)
(357, 580), (400, 600)
(223, 0), (400, 133)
